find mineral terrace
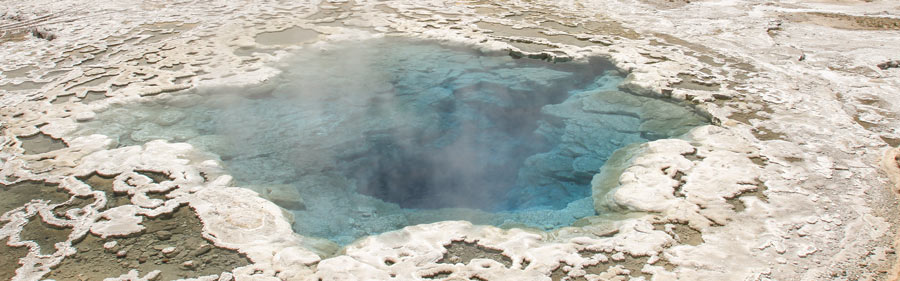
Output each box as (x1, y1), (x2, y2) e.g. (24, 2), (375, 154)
(1, 0), (900, 280)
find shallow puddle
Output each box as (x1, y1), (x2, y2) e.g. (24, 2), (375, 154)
(0, 181), (70, 217)
(19, 133), (67, 155)
(79, 38), (706, 244)
(0, 81), (46, 91)
(20, 215), (72, 255)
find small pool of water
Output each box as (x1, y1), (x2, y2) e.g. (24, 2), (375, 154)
(78, 38), (707, 244)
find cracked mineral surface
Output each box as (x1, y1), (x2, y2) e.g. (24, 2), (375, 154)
(1, 0), (900, 280)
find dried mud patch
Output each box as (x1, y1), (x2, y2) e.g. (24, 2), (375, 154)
(46, 205), (251, 281)
(439, 241), (513, 267)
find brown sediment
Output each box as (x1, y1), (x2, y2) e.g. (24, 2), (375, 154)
(78, 173), (132, 210)
(883, 137), (900, 148)
(53, 195), (95, 218)
(0, 239), (29, 281)
(45, 205), (251, 281)
(19, 215), (73, 255)
(0, 181), (70, 216)
(671, 73), (719, 91)
(549, 262), (568, 281)
(721, 180), (768, 211)
(583, 255), (652, 279)
(720, 100), (786, 141)
(439, 240), (513, 267)
(656, 223), (704, 246)
(752, 126), (787, 141)
(134, 170), (172, 184)
(726, 196), (746, 212)
(551, 254), (658, 280)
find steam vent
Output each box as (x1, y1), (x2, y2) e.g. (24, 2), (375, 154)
(1, 0), (899, 281)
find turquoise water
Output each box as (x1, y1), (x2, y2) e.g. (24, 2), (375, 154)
(79, 38), (706, 244)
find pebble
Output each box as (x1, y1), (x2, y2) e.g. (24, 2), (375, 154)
(192, 244), (212, 257)
(156, 230), (173, 241)
(219, 272), (234, 281)
(116, 250), (128, 258)
(162, 247), (177, 255)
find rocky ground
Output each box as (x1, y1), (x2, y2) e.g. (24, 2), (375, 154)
(1, 0), (899, 280)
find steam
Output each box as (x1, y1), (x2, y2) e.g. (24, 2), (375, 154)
(200, 39), (598, 212)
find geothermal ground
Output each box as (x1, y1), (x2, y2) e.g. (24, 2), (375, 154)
(1, 0), (900, 280)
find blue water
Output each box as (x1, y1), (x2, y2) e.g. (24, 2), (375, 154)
(79, 38), (706, 244)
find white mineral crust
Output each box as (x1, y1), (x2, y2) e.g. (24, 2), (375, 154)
(1, 0), (898, 280)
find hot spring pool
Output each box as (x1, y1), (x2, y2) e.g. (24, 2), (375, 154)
(78, 38), (707, 244)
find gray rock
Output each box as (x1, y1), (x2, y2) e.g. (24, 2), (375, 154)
(192, 244), (212, 257)
(156, 230), (173, 241)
